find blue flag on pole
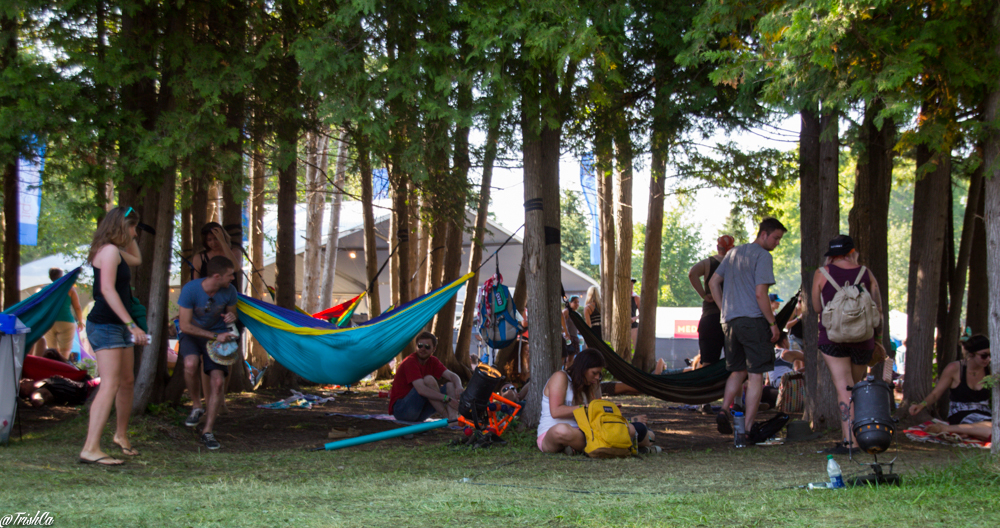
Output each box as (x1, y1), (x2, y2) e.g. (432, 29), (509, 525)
(579, 153), (600, 265)
(18, 140), (45, 246)
(373, 168), (390, 199)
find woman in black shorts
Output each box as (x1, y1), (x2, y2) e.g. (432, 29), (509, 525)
(811, 235), (883, 454)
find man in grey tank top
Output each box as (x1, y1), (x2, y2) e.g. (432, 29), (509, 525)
(708, 218), (786, 438)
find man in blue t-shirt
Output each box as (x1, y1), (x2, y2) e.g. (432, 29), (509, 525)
(178, 256), (238, 450)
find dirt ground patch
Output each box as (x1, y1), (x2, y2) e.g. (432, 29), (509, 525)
(10, 383), (966, 467)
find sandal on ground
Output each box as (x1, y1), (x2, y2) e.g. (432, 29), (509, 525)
(79, 456), (124, 466)
(113, 440), (140, 456)
(823, 441), (854, 455)
(563, 446), (580, 456)
(638, 446), (662, 454)
(716, 411), (733, 435)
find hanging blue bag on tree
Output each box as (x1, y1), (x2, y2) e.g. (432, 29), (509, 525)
(477, 273), (524, 349)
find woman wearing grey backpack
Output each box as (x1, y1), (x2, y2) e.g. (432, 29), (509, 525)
(811, 235), (884, 454)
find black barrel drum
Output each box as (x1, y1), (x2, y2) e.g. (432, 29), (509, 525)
(851, 377), (895, 454)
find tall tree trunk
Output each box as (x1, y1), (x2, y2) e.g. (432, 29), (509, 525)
(455, 121), (499, 372)
(180, 176), (193, 285)
(319, 129), (347, 310)
(800, 108), (839, 430)
(848, 101), (894, 385)
(263, 4), (301, 388)
(432, 219), (466, 374)
(936, 165), (982, 395)
(903, 143), (951, 410)
(981, 11), (1000, 453)
(391, 176), (414, 360)
(358, 134), (391, 380)
(408, 182), (421, 302)
(966, 175), (988, 335)
(134, 165), (176, 413)
(633, 132), (665, 372)
(521, 69), (564, 428)
(246, 118), (268, 369)
(303, 131), (330, 313)
(595, 131), (615, 338)
(1, 12), (18, 309)
(2, 161), (16, 310)
(611, 123), (633, 361)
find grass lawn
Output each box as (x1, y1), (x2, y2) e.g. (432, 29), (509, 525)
(2, 400), (998, 528)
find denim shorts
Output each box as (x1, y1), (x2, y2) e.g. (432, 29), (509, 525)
(392, 386), (447, 422)
(86, 321), (132, 352)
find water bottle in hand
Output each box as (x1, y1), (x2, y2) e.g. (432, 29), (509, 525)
(827, 455), (845, 488)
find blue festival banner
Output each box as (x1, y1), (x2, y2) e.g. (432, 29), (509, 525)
(372, 168), (390, 200)
(578, 153), (600, 265)
(18, 141), (45, 246)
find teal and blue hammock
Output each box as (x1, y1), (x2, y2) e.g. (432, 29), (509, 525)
(3, 267), (82, 351)
(238, 272), (473, 385)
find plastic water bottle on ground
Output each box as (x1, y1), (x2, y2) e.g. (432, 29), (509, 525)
(827, 455), (845, 488)
(733, 411), (747, 448)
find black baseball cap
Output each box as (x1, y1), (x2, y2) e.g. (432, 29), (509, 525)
(824, 234), (855, 257)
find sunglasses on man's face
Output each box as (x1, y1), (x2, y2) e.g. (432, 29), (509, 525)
(416, 343), (433, 350)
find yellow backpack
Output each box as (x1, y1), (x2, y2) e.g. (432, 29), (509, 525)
(573, 399), (636, 458)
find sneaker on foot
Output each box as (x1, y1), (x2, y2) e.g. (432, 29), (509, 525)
(716, 411), (733, 435)
(185, 408), (205, 427)
(824, 441), (852, 455)
(638, 446), (662, 454)
(201, 432), (221, 450)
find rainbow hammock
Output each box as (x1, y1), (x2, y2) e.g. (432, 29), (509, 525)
(237, 273), (473, 385)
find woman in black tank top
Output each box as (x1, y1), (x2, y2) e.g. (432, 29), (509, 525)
(908, 334), (992, 441)
(80, 206), (147, 465)
(190, 222), (238, 280)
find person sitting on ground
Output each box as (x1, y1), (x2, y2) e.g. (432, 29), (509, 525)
(537, 349), (655, 454)
(908, 335), (992, 442)
(178, 256), (240, 450)
(387, 331), (464, 422)
(761, 333), (805, 409)
(20, 376), (99, 407)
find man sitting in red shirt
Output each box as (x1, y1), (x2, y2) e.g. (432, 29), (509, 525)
(387, 331), (463, 422)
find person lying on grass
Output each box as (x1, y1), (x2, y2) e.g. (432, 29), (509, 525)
(537, 349), (656, 454)
(908, 334), (992, 442)
(387, 331), (464, 422)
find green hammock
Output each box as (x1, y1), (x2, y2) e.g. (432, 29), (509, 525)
(568, 291), (799, 405)
(3, 267), (82, 351)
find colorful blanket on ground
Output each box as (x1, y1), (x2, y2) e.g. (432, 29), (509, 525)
(903, 419), (991, 449)
(257, 390), (335, 410)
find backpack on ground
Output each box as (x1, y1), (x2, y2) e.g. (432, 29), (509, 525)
(819, 265), (879, 343)
(477, 274), (524, 349)
(747, 412), (791, 444)
(573, 399), (636, 458)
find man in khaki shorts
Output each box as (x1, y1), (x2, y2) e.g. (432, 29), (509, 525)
(708, 218), (786, 438)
